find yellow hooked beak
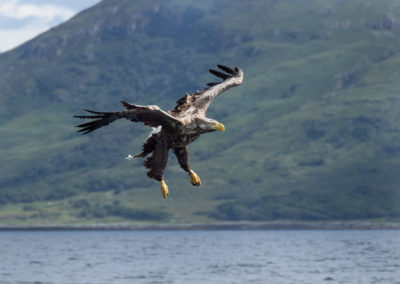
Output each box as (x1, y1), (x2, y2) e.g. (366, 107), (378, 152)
(213, 123), (225, 132)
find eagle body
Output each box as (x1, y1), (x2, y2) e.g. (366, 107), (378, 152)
(75, 65), (243, 197)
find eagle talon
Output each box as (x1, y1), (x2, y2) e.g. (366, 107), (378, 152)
(161, 180), (169, 198)
(189, 170), (201, 186)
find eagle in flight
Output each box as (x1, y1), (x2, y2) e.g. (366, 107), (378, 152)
(74, 65), (244, 198)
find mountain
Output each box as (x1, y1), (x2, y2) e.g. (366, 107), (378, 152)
(0, 0), (400, 225)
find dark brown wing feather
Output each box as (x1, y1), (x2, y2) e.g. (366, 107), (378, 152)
(74, 103), (182, 134)
(120, 102), (182, 129)
(74, 111), (124, 134)
(217, 64), (235, 75)
(209, 69), (230, 80)
(170, 64), (243, 116)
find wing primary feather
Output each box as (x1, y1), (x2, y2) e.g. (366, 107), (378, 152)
(209, 69), (230, 80)
(207, 82), (220, 87)
(121, 101), (136, 110)
(78, 128), (90, 133)
(76, 120), (102, 128)
(74, 115), (103, 119)
(78, 127), (94, 133)
(217, 64), (235, 75)
(82, 129), (96, 134)
(84, 109), (114, 115)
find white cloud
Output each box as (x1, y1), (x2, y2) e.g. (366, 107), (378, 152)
(0, 24), (49, 52)
(0, 0), (74, 21)
(0, 0), (89, 53)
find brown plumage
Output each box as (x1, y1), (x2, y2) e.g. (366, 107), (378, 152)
(74, 65), (244, 198)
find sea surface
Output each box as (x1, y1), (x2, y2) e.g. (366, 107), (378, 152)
(0, 230), (399, 284)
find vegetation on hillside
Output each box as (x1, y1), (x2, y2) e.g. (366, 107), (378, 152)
(0, 0), (400, 224)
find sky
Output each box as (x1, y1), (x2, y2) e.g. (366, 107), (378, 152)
(0, 0), (101, 53)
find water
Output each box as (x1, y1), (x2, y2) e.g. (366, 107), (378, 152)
(0, 230), (399, 284)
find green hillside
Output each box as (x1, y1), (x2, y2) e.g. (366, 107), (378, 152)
(1, 0), (400, 225)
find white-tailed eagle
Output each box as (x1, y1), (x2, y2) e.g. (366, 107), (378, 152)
(74, 65), (244, 198)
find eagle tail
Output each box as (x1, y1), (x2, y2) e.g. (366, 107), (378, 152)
(143, 137), (169, 181)
(74, 109), (122, 134)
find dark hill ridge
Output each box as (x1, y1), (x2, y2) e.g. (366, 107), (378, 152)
(0, 0), (400, 225)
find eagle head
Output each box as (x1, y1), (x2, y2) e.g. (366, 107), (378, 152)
(197, 118), (225, 133)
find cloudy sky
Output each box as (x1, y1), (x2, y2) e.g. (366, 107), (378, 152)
(0, 0), (101, 53)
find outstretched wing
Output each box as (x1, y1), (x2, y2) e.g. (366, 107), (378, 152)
(74, 102), (182, 134)
(170, 65), (244, 117)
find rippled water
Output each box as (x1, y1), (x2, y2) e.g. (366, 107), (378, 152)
(0, 230), (399, 284)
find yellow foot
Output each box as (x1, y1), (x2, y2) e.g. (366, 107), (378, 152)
(161, 180), (169, 198)
(189, 170), (201, 186)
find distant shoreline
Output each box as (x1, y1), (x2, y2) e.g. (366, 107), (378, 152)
(1, 221), (400, 231)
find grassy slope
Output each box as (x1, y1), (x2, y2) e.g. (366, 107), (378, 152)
(0, 0), (400, 225)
